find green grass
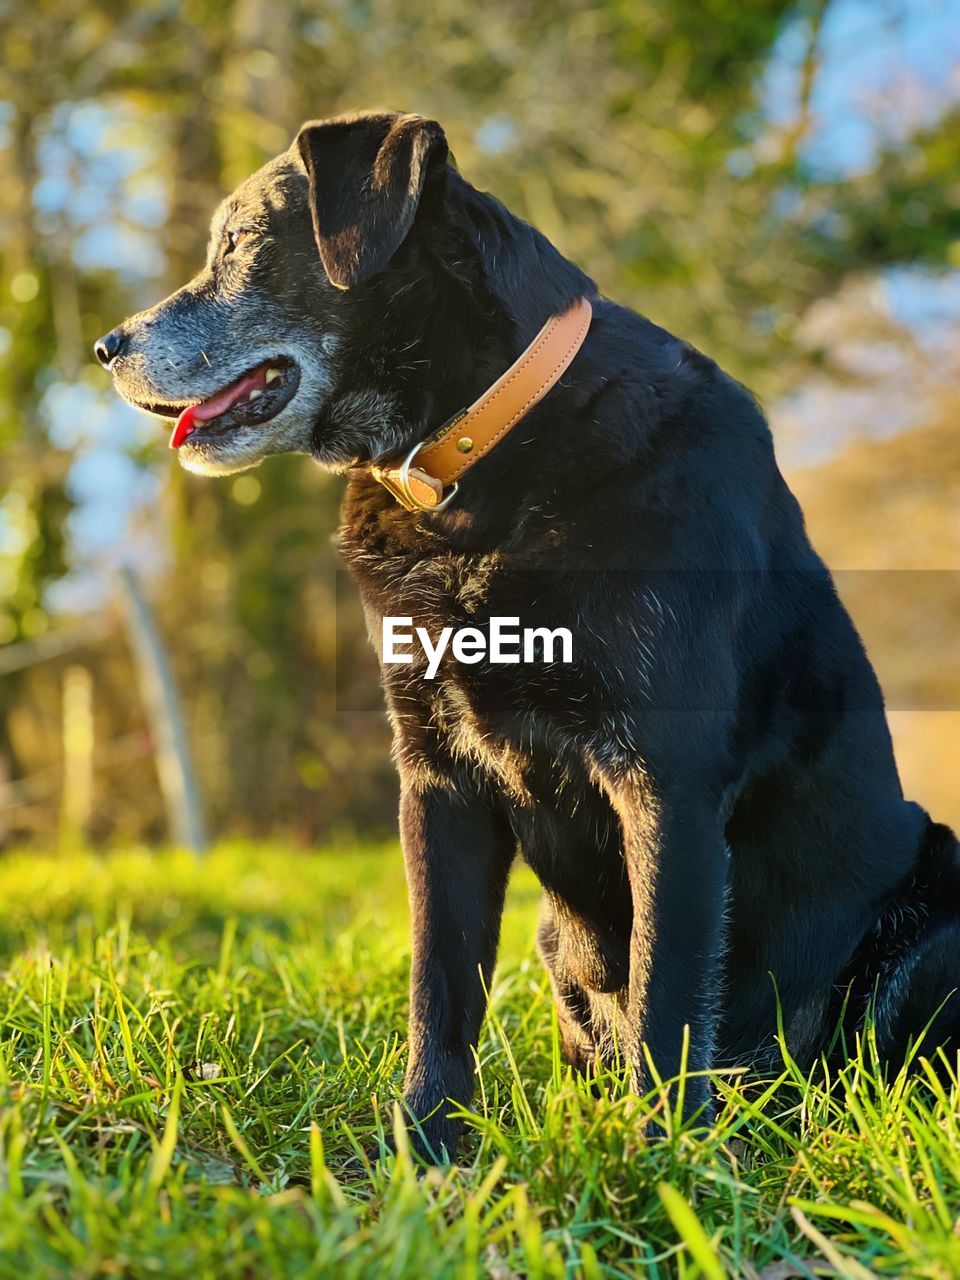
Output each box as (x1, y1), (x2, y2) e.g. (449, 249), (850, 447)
(0, 845), (958, 1278)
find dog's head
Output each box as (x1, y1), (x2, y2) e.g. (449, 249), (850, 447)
(96, 113), (451, 475)
(97, 111), (593, 477)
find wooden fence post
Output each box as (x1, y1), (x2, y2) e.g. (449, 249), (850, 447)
(119, 565), (208, 854)
(60, 663), (93, 846)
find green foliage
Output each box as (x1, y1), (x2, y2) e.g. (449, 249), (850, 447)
(1, 846), (959, 1277)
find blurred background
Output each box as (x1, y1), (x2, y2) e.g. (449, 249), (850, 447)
(1, 0), (959, 849)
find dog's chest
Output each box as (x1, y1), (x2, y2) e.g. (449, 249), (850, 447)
(348, 544), (572, 788)
(351, 538), (507, 646)
(339, 504), (660, 789)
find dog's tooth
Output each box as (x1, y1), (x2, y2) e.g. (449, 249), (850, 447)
(265, 367), (281, 385)
(248, 388), (262, 401)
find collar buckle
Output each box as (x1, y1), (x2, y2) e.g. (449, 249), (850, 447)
(371, 440), (460, 513)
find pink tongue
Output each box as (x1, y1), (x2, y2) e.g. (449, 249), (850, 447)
(170, 406), (199, 449)
(169, 367), (266, 449)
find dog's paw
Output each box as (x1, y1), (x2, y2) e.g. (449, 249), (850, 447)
(396, 1103), (464, 1167)
(341, 1115), (462, 1174)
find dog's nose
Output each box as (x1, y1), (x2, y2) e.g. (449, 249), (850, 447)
(94, 327), (127, 368)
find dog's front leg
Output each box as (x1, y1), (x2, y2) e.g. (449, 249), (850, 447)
(605, 773), (729, 1122)
(399, 780), (514, 1161)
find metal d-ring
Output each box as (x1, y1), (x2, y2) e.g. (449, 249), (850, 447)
(397, 440), (459, 512)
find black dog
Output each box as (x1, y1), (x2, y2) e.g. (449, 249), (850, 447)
(98, 112), (960, 1159)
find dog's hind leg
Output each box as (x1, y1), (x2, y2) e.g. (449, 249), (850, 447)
(874, 920), (960, 1077)
(863, 820), (960, 1078)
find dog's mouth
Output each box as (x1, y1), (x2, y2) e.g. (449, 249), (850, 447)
(134, 358), (301, 449)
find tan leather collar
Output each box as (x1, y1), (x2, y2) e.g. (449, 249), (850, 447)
(370, 297), (593, 512)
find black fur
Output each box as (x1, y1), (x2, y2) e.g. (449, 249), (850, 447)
(100, 113), (960, 1162)
(829, 819), (960, 1074)
(325, 116), (960, 1157)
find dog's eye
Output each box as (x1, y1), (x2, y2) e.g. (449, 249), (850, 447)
(225, 228), (252, 255)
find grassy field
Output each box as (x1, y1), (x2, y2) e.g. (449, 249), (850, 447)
(0, 846), (958, 1278)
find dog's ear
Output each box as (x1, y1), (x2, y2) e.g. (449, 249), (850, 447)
(295, 113), (448, 289)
